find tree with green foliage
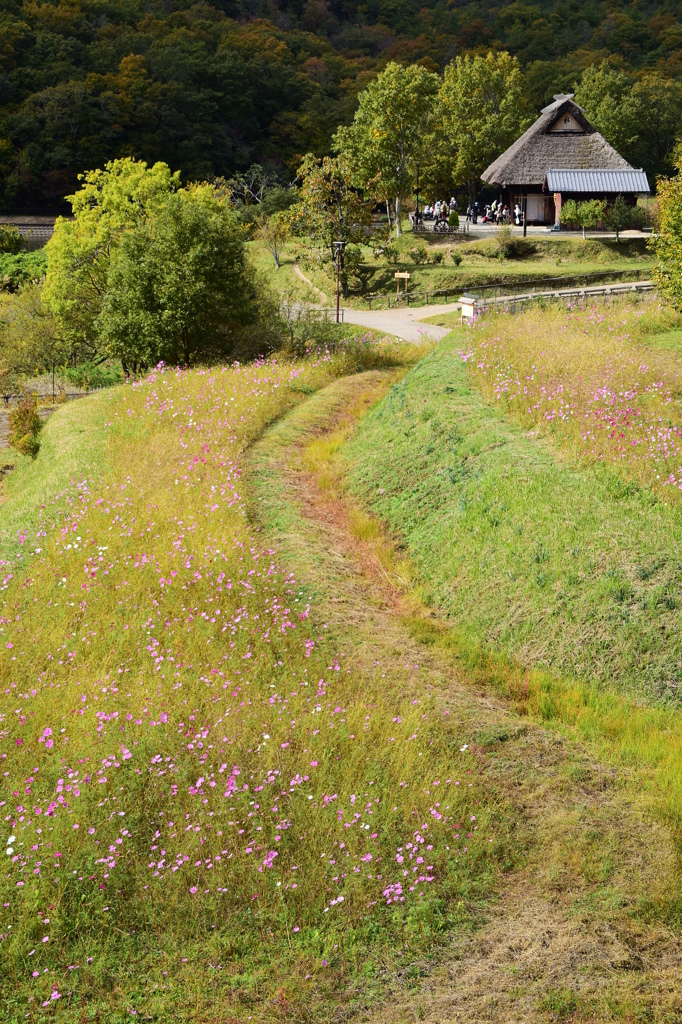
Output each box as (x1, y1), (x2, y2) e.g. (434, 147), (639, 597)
(0, 251), (47, 293)
(575, 63), (682, 181)
(651, 173), (682, 308)
(604, 196), (632, 242)
(255, 212), (290, 269)
(0, 285), (69, 391)
(43, 158), (181, 358)
(290, 154), (370, 296)
(333, 62), (440, 238)
(96, 189), (258, 371)
(440, 52), (528, 205)
(560, 198), (606, 238)
(228, 165), (298, 224)
(2, 0), (682, 212)
(574, 65), (638, 165)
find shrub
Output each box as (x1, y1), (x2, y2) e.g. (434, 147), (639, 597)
(495, 225), (517, 258)
(448, 210), (459, 227)
(409, 244), (429, 265)
(561, 198), (606, 238)
(430, 250), (444, 264)
(8, 398), (42, 458)
(0, 251), (48, 292)
(451, 250), (463, 266)
(62, 362), (125, 389)
(0, 224), (23, 254)
(628, 204), (648, 231)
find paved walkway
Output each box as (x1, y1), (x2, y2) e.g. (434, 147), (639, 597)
(340, 301), (457, 342)
(338, 278), (654, 342)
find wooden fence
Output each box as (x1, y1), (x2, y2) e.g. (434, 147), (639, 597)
(471, 279), (654, 317)
(360, 268), (651, 311)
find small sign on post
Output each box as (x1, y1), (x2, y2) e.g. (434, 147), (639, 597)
(395, 271), (411, 296)
(460, 295), (476, 323)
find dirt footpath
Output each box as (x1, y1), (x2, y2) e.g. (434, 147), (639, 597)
(247, 370), (682, 1024)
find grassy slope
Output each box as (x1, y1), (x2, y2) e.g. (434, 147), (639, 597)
(0, 395), (115, 566)
(250, 233), (654, 311)
(345, 333), (682, 699)
(1, 336), (511, 1024)
(248, 369), (682, 1020)
(2, 339), (681, 1022)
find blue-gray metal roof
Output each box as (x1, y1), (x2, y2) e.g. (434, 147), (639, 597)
(546, 168), (650, 193)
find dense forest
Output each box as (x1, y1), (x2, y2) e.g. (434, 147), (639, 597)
(1, 0), (681, 210)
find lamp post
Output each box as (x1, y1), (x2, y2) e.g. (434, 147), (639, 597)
(414, 163), (420, 226)
(333, 240), (346, 323)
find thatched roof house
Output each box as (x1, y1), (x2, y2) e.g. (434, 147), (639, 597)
(481, 94), (649, 225)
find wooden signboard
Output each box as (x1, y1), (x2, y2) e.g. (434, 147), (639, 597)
(395, 271), (411, 295)
(460, 295), (476, 322)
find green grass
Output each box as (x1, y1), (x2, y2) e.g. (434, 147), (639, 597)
(1, 333), (513, 1023)
(0, 393), (115, 566)
(247, 364), (682, 1017)
(344, 330), (682, 700)
(4, 311), (681, 1020)
(250, 232), (654, 311)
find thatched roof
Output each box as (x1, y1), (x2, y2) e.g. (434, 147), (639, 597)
(482, 95), (632, 188)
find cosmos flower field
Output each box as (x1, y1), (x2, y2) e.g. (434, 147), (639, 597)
(459, 300), (682, 498)
(0, 337), (500, 1020)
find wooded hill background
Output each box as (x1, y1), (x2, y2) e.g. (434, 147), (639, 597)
(1, 0), (681, 211)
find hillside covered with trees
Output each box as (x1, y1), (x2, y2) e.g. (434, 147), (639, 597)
(1, 0), (682, 210)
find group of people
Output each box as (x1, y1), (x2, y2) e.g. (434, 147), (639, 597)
(421, 197), (458, 222)
(465, 200), (523, 225)
(411, 194), (525, 229)
(410, 197), (457, 227)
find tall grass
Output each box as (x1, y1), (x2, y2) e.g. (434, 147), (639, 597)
(460, 298), (682, 498)
(0, 336), (508, 1020)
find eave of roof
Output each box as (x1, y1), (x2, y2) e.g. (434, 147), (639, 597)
(545, 168), (650, 193)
